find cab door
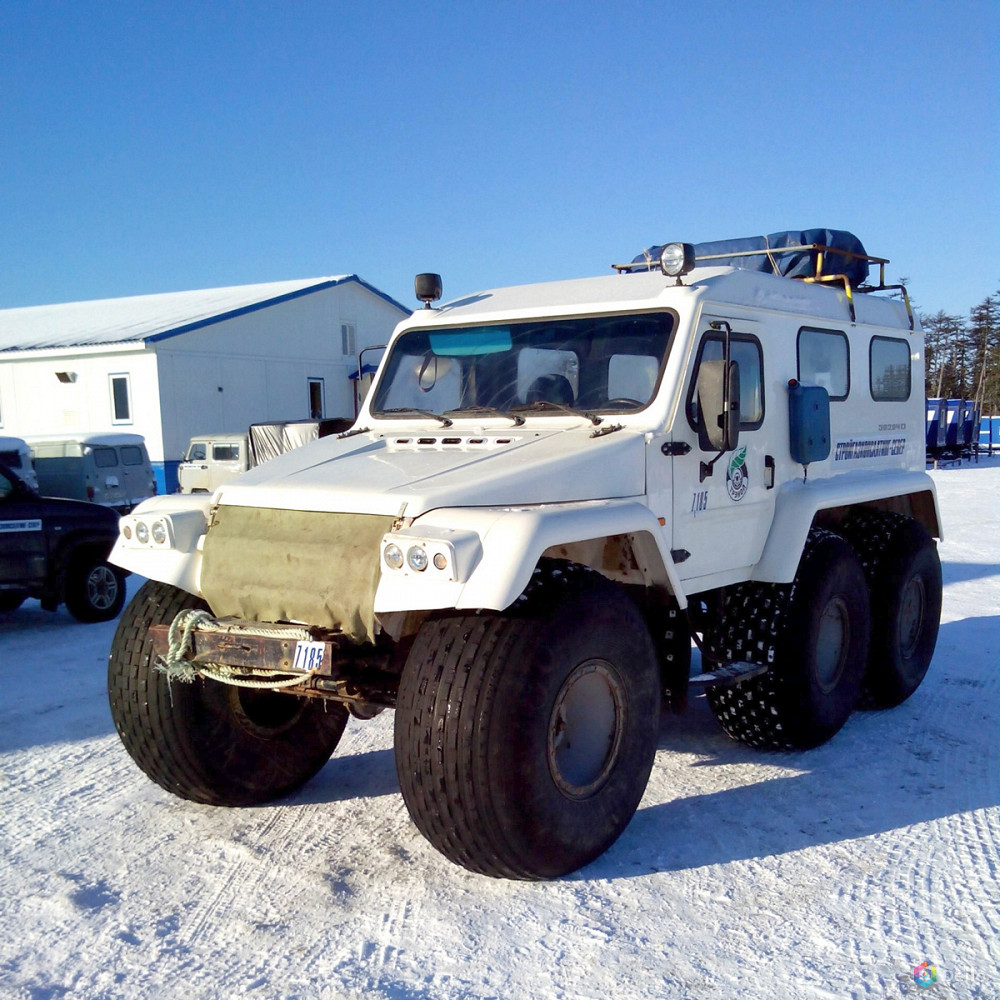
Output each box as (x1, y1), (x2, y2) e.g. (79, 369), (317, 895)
(666, 317), (776, 586)
(0, 467), (46, 586)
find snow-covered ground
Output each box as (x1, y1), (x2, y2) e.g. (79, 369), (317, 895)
(1, 462), (997, 1000)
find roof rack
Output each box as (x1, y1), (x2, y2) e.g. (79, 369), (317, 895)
(614, 240), (914, 330)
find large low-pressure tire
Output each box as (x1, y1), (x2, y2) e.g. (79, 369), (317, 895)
(839, 511), (942, 708)
(394, 572), (661, 879)
(108, 579), (348, 806)
(0, 591), (27, 612)
(64, 550), (126, 623)
(707, 530), (871, 750)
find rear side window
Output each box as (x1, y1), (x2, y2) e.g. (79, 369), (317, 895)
(870, 337), (911, 401)
(93, 447), (118, 468)
(120, 446), (144, 466)
(797, 328), (849, 400)
(213, 444), (241, 461)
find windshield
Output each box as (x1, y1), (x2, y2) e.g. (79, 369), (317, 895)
(370, 313), (674, 419)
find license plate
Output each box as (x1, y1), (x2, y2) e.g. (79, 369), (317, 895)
(292, 640), (325, 673)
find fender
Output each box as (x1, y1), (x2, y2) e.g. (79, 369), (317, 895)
(751, 469), (942, 584)
(374, 498), (688, 616)
(110, 494), (214, 597)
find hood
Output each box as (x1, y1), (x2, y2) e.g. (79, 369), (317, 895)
(215, 424), (647, 518)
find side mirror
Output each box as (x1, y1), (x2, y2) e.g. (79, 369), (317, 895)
(696, 359), (741, 452)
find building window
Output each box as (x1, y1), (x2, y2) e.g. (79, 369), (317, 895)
(341, 322), (356, 358)
(308, 378), (325, 419)
(110, 374), (132, 423)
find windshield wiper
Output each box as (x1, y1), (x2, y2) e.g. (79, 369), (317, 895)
(377, 408), (453, 427)
(509, 401), (603, 426)
(442, 406), (525, 426)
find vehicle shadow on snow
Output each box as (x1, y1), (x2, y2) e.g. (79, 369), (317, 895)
(295, 747), (400, 803)
(578, 615), (999, 881)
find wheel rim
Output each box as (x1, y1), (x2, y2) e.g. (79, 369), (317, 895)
(547, 659), (625, 799)
(815, 596), (850, 692)
(897, 574), (927, 659)
(86, 565), (119, 610)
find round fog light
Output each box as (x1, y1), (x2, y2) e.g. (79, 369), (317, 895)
(151, 520), (168, 545)
(432, 552), (448, 571)
(135, 522), (149, 544)
(122, 524), (132, 540)
(407, 546), (428, 572)
(383, 543), (404, 570)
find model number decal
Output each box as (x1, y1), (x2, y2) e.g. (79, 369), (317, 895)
(292, 641), (325, 673)
(0, 519), (42, 533)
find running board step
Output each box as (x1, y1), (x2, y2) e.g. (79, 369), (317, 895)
(689, 661), (769, 690)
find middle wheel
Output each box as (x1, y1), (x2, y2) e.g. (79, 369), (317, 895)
(393, 573), (661, 879)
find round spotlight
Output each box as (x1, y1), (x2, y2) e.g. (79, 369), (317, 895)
(135, 521), (149, 544)
(151, 520), (168, 545)
(659, 242), (696, 278)
(406, 546), (429, 572)
(383, 543), (404, 570)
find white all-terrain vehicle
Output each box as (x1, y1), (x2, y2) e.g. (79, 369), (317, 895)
(108, 230), (942, 879)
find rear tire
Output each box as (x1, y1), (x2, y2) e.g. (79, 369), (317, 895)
(108, 580), (347, 805)
(707, 530), (870, 749)
(394, 574), (661, 879)
(840, 512), (941, 707)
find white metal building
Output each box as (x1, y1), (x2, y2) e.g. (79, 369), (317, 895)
(0, 275), (409, 491)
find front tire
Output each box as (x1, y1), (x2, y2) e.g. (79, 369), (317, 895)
(707, 530), (870, 749)
(108, 580), (348, 806)
(394, 574), (661, 879)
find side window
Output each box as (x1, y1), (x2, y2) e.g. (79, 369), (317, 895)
(187, 443), (207, 461)
(870, 337), (911, 401)
(93, 447), (118, 469)
(110, 374), (132, 423)
(797, 328), (849, 400)
(687, 332), (764, 429)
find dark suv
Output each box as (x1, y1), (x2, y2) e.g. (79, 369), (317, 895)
(0, 462), (127, 621)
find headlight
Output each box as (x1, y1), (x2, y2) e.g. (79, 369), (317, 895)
(383, 543), (404, 570)
(406, 545), (428, 572)
(135, 521), (150, 544)
(151, 520), (168, 545)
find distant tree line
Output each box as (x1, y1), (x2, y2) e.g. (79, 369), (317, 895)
(918, 283), (1000, 415)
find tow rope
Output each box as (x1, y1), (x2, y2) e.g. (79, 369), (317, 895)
(156, 608), (314, 689)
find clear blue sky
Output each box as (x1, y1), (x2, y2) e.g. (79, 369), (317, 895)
(1, 0), (996, 318)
